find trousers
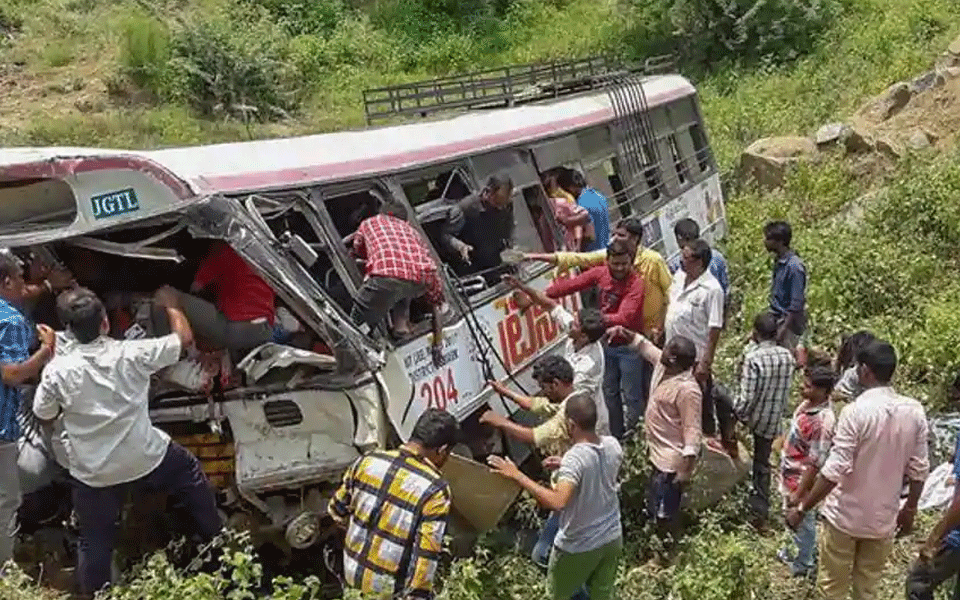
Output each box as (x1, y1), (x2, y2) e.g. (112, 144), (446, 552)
(819, 519), (893, 600)
(73, 441), (223, 595)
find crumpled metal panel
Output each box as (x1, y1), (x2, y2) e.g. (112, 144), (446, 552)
(222, 389), (361, 494)
(237, 343), (337, 383)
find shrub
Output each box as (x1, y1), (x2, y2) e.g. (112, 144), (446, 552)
(625, 0), (849, 72)
(166, 4), (303, 120)
(248, 0), (351, 36)
(119, 12), (171, 92)
(0, 0), (24, 36)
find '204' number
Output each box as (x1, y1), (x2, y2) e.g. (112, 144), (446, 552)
(420, 369), (459, 411)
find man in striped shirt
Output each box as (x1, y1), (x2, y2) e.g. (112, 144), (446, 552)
(719, 312), (795, 529)
(328, 409), (460, 599)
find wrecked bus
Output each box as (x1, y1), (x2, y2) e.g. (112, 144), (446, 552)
(0, 57), (726, 562)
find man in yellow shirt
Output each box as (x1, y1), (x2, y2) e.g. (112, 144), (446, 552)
(523, 217), (672, 435)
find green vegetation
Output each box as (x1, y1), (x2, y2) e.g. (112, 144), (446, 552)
(3, 0), (960, 598)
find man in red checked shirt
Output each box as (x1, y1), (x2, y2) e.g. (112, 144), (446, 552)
(156, 240), (275, 356)
(351, 201), (445, 366)
(546, 238), (644, 440)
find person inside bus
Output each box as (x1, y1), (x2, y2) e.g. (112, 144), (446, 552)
(155, 240), (275, 357)
(416, 174), (515, 283)
(557, 168), (609, 252)
(543, 239), (646, 440)
(541, 167), (594, 251)
(350, 201), (444, 366)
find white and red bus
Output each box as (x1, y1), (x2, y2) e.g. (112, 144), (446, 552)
(0, 57), (725, 551)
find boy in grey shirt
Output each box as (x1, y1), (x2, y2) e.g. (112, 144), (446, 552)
(489, 392), (623, 600)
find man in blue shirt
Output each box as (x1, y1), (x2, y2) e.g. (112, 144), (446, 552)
(764, 221), (806, 350)
(0, 251), (55, 569)
(559, 169), (609, 252)
(667, 218), (730, 296)
(908, 430), (960, 599)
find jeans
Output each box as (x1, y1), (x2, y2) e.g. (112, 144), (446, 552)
(647, 467), (683, 522)
(906, 543), (960, 600)
(710, 382), (738, 444)
(73, 442), (223, 595)
(602, 343), (644, 439)
(0, 441), (21, 569)
(749, 435), (774, 522)
(783, 509), (818, 575)
(350, 276), (426, 335)
(532, 513), (589, 600)
(532, 511), (561, 569)
(158, 292), (273, 354)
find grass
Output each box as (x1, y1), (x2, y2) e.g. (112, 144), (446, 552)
(4, 0), (960, 599)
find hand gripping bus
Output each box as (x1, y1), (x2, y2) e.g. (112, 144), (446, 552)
(0, 56), (726, 564)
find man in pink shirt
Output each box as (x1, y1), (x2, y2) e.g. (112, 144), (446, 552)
(787, 340), (929, 600)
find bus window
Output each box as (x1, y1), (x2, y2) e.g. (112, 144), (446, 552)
(325, 190), (381, 239)
(668, 133), (689, 187)
(252, 197), (354, 314)
(0, 178), (78, 234)
(521, 184), (557, 255)
(689, 122), (711, 173)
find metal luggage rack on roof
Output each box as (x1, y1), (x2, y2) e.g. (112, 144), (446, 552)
(362, 54), (677, 125)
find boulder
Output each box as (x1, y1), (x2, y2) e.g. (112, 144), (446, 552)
(815, 122), (852, 148)
(910, 70), (941, 93)
(845, 126), (876, 154)
(881, 82), (912, 119)
(908, 129), (934, 150)
(949, 34), (960, 57)
(876, 136), (904, 159)
(739, 136), (818, 190)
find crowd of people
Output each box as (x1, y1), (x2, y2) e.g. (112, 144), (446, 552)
(326, 176), (960, 600)
(1, 162), (959, 600)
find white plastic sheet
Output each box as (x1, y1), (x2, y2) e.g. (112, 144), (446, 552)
(916, 462), (957, 512)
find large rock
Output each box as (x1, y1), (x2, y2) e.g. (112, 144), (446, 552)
(845, 126), (876, 154)
(815, 122), (852, 148)
(739, 136), (818, 190)
(881, 82), (912, 119)
(910, 70), (941, 94)
(949, 35), (960, 57)
(936, 35), (960, 70)
(908, 129), (934, 150)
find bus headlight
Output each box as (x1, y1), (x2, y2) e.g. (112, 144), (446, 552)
(285, 512), (321, 549)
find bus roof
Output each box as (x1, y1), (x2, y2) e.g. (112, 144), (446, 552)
(0, 74), (695, 198)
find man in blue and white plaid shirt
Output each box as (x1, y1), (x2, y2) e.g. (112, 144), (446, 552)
(717, 311), (795, 530)
(0, 251), (56, 570)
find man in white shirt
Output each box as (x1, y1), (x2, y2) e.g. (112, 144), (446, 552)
(664, 239), (727, 450)
(33, 287), (223, 597)
(502, 274), (607, 432)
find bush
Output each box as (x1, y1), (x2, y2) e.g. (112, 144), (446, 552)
(248, 0), (351, 36)
(625, 0), (849, 72)
(166, 4), (303, 120)
(120, 12), (171, 92)
(0, 0), (24, 36)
